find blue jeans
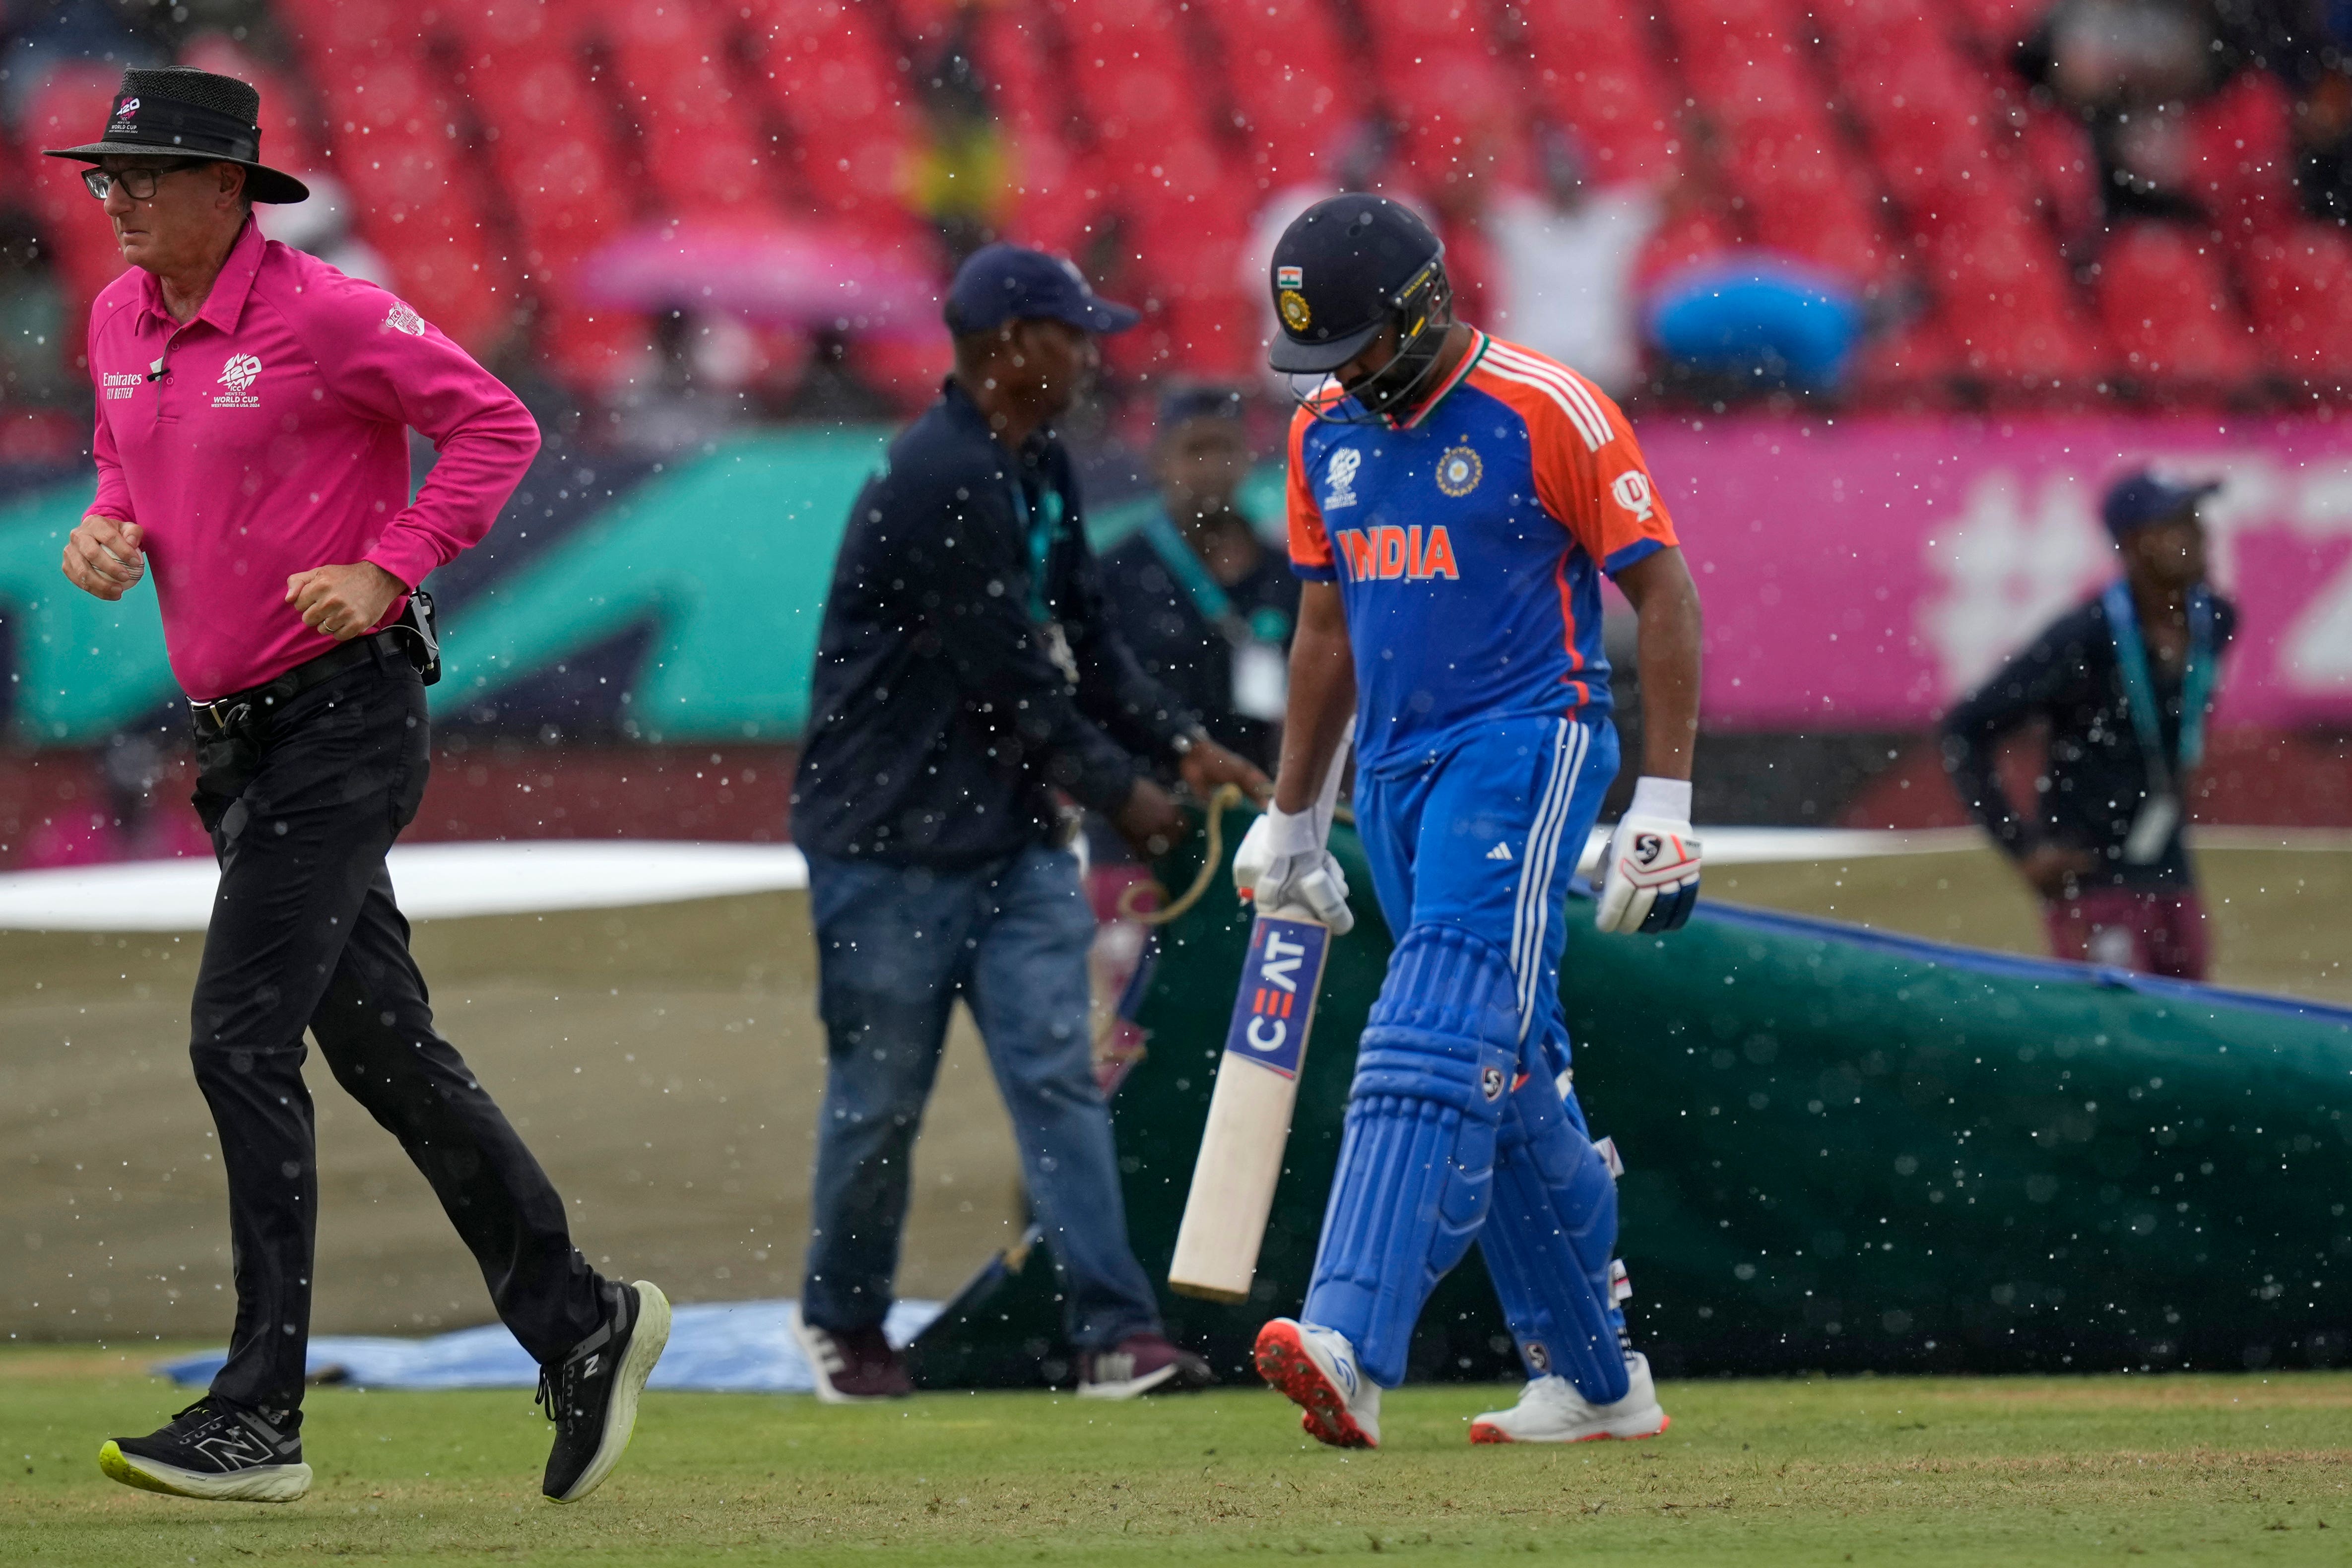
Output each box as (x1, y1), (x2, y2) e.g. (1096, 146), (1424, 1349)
(800, 845), (1161, 1350)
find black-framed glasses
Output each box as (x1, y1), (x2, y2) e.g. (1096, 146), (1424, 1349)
(81, 161), (202, 201)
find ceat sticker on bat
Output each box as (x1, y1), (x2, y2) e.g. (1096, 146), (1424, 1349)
(1222, 915), (1331, 1079)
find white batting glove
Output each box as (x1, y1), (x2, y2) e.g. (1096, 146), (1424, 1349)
(1595, 777), (1701, 935)
(1234, 806), (1354, 934)
(1235, 722), (1355, 934)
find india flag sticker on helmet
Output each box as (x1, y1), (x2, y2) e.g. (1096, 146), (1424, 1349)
(1277, 265), (1304, 289)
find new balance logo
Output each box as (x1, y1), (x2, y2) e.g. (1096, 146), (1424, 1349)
(1486, 842), (1512, 861)
(193, 1425), (274, 1470)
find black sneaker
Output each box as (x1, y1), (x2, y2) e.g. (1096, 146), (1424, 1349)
(98, 1397), (311, 1503)
(538, 1278), (670, 1504)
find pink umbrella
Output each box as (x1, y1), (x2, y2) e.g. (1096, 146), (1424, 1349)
(579, 220), (943, 337)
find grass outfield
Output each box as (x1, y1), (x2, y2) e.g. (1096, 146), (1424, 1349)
(2, 1351), (2347, 1566)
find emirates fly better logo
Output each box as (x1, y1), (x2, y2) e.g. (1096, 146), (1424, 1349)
(215, 353), (263, 408)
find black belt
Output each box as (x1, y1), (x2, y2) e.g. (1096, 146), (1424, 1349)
(190, 632), (405, 738)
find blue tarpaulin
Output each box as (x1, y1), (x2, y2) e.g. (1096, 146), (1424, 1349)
(154, 1299), (942, 1394)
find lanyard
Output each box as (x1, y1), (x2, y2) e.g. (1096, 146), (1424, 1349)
(1008, 475), (1064, 623)
(2102, 578), (2216, 783)
(1139, 509), (1293, 647)
(1140, 508), (1235, 622)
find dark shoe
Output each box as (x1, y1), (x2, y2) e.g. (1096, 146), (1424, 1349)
(789, 1304), (912, 1403)
(98, 1396), (311, 1503)
(1076, 1332), (1215, 1399)
(539, 1278), (671, 1504)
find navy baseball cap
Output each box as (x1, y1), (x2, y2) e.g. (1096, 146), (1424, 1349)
(2102, 468), (2221, 539)
(1156, 384), (1246, 428)
(1268, 194), (1444, 374)
(944, 243), (1139, 335)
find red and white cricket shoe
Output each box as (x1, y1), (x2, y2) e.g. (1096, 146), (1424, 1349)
(1468, 1352), (1670, 1444)
(1254, 1318), (1380, 1449)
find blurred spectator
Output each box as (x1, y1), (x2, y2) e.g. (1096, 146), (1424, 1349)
(1941, 468), (2237, 980)
(2019, 0), (2224, 224)
(1483, 128), (1661, 397)
(2209, 0), (2352, 220)
(256, 171), (388, 286)
(1098, 386), (1299, 772)
(0, 202), (70, 404)
(0, 0), (161, 123)
(908, 9), (1008, 264)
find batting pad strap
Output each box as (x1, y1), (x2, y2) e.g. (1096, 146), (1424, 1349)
(1349, 924), (1522, 1111)
(1301, 925), (1521, 1389)
(1480, 1066), (1632, 1404)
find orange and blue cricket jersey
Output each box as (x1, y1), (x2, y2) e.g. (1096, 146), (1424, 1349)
(1286, 330), (1679, 778)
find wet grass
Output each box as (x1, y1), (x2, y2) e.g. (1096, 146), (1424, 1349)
(2, 1347), (2347, 1565)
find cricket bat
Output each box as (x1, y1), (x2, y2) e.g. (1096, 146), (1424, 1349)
(1167, 738), (1352, 1304)
(1166, 911), (1334, 1302)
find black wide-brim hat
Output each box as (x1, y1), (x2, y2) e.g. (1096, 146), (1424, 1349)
(45, 66), (309, 205)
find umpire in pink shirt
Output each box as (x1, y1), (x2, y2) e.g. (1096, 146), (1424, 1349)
(50, 68), (666, 1507)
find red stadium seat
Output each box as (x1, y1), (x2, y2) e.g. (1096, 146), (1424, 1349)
(584, 0), (782, 222)
(1931, 203), (2109, 397)
(1195, 0), (1354, 192)
(1512, 0), (1680, 184)
(17, 65), (131, 371)
(274, 9), (517, 354)
(2188, 70), (2300, 249)
(2241, 224), (2352, 388)
(977, 0), (1111, 258)
(744, 0), (929, 245)
(2094, 222), (2261, 395)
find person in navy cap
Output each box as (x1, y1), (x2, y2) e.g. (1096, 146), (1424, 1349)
(1942, 467), (2238, 978)
(789, 244), (1268, 1402)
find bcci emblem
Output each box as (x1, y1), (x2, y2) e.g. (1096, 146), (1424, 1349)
(217, 354), (262, 394)
(1278, 289), (1311, 332)
(383, 300), (427, 336)
(1437, 446), (1482, 497)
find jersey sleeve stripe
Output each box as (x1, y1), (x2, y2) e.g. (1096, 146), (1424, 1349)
(1476, 356), (1610, 452)
(1484, 340), (1613, 434)
(1483, 342), (1615, 451)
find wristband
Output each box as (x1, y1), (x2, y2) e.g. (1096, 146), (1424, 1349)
(1626, 776), (1693, 821)
(1257, 802), (1323, 855)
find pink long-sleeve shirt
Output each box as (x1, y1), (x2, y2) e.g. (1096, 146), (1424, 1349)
(88, 215), (539, 699)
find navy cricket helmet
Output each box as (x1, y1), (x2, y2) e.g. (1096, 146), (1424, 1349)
(1268, 195), (1444, 373)
(1268, 194), (1453, 420)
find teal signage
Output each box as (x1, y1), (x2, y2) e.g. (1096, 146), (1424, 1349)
(0, 429), (1284, 746)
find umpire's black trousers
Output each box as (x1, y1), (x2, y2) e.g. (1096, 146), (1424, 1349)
(189, 647), (606, 1413)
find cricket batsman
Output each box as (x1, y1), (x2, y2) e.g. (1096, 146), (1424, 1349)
(1237, 195), (1704, 1447)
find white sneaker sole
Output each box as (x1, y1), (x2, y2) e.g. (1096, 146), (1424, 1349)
(1469, 1405), (1671, 1444)
(548, 1279), (670, 1504)
(1075, 1362), (1180, 1400)
(98, 1440), (311, 1503)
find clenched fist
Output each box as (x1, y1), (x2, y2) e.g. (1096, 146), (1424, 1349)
(286, 562), (407, 642)
(62, 513), (145, 601)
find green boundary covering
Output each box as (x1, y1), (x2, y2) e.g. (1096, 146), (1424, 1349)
(910, 802), (2352, 1387)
